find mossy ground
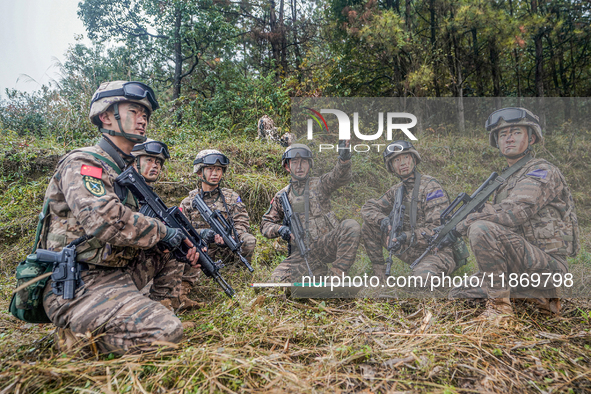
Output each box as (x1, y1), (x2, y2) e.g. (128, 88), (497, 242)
(0, 128), (589, 393)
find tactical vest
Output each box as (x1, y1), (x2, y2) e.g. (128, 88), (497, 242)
(494, 158), (579, 257)
(41, 146), (139, 267)
(289, 178), (339, 242)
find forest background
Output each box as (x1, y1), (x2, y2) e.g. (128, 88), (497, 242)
(0, 0), (590, 393)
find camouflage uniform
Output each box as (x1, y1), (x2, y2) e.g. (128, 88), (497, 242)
(180, 187), (256, 285)
(261, 159), (360, 281)
(41, 141), (184, 354)
(450, 157), (578, 300)
(361, 175), (455, 281)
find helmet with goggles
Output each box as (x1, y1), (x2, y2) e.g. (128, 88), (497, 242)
(383, 140), (421, 173)
(281, 144), (314, 168)
(131, 139), (170, 162)
(485, 107), (543, 148)
(193, 149), (230, 174)
(89, 81), (159, 144)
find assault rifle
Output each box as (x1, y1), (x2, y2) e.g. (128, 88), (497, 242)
(280, 192), (313, 277)
(192, 194), (254, 272)
(385, 185), (406, 276)
(36, 236), (90, 300)
(116, 167), (235, 298)
(410, 172), (501, 269)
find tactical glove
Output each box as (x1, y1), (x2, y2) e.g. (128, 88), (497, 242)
(278, 226), (292, 242)
(438, 228), (461, 249)
(380, 218), (391, 234)
(199, 229), (216, 244)
(160, 227), (186, 251)
(338, 140), (352, 161)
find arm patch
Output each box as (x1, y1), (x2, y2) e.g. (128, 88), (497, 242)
(526, 169), (548, 179)
(426, 189), (444, 202)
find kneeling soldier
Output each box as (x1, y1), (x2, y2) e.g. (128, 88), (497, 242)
(41, 81), (198, 354)
(261, 142), (361, 282)
(450, 107), (579, 321)
(179, 150), (256, 298)
(361, 141), (463, 284)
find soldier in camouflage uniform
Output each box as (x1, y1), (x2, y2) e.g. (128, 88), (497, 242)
(41, 81), (200, 354)
(261, 142), (360, 281)
(180, 149), (256, 296)
(450, 107), (579, 320)
(131, 139), (198, 311)
(361, 141), (457, 283)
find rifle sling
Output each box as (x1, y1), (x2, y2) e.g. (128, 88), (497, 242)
(409, 170), (421, 246)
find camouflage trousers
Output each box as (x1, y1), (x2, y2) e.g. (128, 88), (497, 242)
(449, 220), (568, 299)
(361, 220), (456, 281)
(43, 249), (185, 354)
(271, 219), (361, 282)
(183, 232), (256, 285)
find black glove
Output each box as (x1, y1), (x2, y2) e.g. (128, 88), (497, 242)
(438, 228), (460, 249)
(278, 226), (292, 242)
(199, 228), (216, 244)
(338, 140), (352, 161)
(380, 218), (391, 234)
(395, 232), (407, 246)
(160, 227), (185, 251)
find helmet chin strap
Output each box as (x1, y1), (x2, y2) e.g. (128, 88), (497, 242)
(287, 159), (311, 181)
(200, 167), (222, 187)
(100, 103), (147, 144)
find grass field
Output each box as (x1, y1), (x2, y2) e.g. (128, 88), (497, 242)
(0, 129), (589, 393)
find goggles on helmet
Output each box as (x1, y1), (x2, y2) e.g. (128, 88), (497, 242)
(193, 153), (230, 167)
(132, 141), (170, 159)
(485, 107), (539, 131)
(383, 140), (415, 160)
(91, 81), (160, 111)
(282, 148), (313, 161)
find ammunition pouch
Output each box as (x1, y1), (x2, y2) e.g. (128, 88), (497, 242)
(9, 254), (52, 324)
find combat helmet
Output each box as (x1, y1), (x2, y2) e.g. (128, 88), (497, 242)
(131, 139), (170, 163)
(89, 81), (159, 143)
(282, 144), (314, 168)
(485, 107), (543, 148)
(383, 140), (421, 174)
(193, 149), (230, 174)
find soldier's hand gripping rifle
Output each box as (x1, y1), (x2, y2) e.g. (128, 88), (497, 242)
(192, 194), (254, 272)
(280, 192), (313, 277)
(410, 172), (502, 270)
(385, 185), (406, 276)
(116, 167), (235, 298)
(36, 236), (90, 300)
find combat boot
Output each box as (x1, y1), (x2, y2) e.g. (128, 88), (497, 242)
(476, 297), (514, 323)
(524, 297), (561, 315)
(54, 328), (96, 357)
(174, 281), (202, 312)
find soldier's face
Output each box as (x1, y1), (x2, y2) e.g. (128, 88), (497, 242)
(288, 157), (310, 178)
(138, 156), (162, 182)
(117, 102), (149, 136)
(497, 125), (531, 157)
(392, 153), (414, 178)
(202, 166), (224, 184)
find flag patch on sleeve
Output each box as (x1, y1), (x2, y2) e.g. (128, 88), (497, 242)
(81, 165), (103, 179)
(526, 169), (548, 179)
(426, 189), (444, 201)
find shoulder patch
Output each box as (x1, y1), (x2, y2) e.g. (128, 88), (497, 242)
(426, 189), (444, 202)
(526, 169), (548, 179)
(81, 165), (103, 179)
(237, 196), (242, 203)
(83, 175), (106, 197)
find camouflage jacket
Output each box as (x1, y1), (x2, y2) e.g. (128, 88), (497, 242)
(41, 141), (168, 267)
(179, 187), (252, 239)
(459, 157), (579, 257)
(361, 173), (450, 250)
(260, 159), (351, 242)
